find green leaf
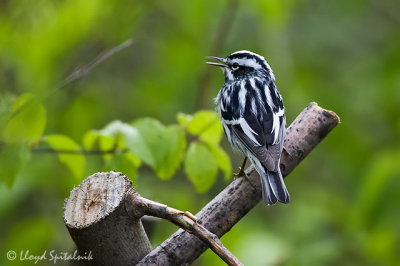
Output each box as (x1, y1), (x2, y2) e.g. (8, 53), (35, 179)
(156, 125), (186, 180)
(0, 142), (30, 187)
(2, 93), (46, 143)
(0, 93), (15, 133)
(98, 135), (116, 160)
(104, 152), (140, 184)
(99, 135), (115, 151)
(208, 144), (232, 181)
(187, 110), (222, 145)
(82, 130), (100, 150)
(123, 127), (155, 167)
(99, 120), (133, 138)
(184, 142), (218, 193)
(176, 112), (192, 127)
(83, 123), (127, 155)
(96, 120), (131, 148)
(95, 120), (148, 162)
(45, 134), (85, 181)
(129, 118), (168, 168)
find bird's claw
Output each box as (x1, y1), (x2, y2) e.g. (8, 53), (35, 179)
(234, 167), (248, 180)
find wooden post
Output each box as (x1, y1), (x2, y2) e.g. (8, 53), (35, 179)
(63, 102), (340, 265)
(64, 172), (152, 265)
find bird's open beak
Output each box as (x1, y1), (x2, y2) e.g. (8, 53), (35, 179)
(205, 56), (227, 67)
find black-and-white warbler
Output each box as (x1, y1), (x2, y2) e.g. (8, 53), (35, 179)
(207, 50), (290, 205)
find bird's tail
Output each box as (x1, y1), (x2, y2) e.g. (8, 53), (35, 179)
(257, 164), (290, 205)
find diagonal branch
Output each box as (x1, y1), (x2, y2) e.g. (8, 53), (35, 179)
(138, 102), (340, 265)
(64, 171), (243, 265)
(46, 38), (134, 99)
(59, 39), (134, 88)
(133, 197), (243, 266)
(63, 102), (339, 265)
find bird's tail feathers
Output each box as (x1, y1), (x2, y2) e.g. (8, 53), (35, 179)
(264, 169), (290, 204)
(254, 162), (290, 205)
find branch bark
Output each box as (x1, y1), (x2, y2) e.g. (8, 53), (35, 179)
(133, 197), (243, 266)
(58, 39), (134, 88)
(138, 102), (340, 264)
(64, 172), (152, 265)
(64, 172), (243, 265)
(64, 102), (339, 265)
(46, 38), (134, 100)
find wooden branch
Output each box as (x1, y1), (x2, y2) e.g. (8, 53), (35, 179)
(64, 172), (243, 265)
(64, 102), (339, 265)
(64, 172), (152, 265)
(46, 38), (134, 99)
(58, 39), (134, 88)
(138, 102), (340, 265)
(32, 147), (127, 155)
(133, 197), (243, 266)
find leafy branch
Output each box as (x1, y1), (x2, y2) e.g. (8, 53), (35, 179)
(30, 113), (220, 156)
(31, 147), (125, 155)
(0, 99), (231, 193)
(64, 102), (340, 265)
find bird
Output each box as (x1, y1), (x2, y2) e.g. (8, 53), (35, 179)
(206, 50), (290, 205)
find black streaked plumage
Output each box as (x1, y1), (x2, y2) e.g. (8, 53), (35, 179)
(206, 50), (290, 205)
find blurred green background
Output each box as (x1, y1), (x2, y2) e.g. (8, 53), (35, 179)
(1, 0), (400, 265)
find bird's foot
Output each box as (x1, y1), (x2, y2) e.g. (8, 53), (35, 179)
(234, 157), (248, 180)
(234, 167), (247, 180)
(234, 167), (253, 186)
(234, 168), (256, 190)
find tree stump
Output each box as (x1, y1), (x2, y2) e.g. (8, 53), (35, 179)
(64, 172), (152, 265)
(63, 102), (340, 265)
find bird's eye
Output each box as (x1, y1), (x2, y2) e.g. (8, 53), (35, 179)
(232, 62), (239, 70)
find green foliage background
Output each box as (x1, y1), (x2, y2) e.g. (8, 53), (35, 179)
(1, 0), (400, 265)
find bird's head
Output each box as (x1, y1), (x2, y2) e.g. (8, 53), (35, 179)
(206, 50), (274, 82)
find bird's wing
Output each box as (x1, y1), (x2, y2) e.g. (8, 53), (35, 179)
(262, 110), (286, 170)
(231, 125), (275, 171)
(229, 110), (283, 172)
